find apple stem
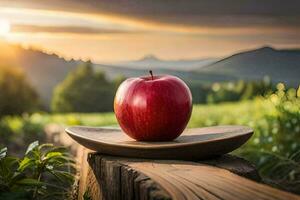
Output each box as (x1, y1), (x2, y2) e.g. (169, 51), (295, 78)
(149, 70), (154, 80)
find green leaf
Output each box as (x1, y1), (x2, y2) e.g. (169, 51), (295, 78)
(38, 143), (54, 151)
(16, 178), (45, 187)
(83, 188), (93, 200)
(47, 169), (74, 184)
(0, 156), (19, 178)
(25, 141), (39, 155)
(45, 146), (67, 155)
(43, 152), (63, 161)
(8, 172), (26, 187)
(48, 162), (76, 170)
(47, 157), (75, 167)
(18, 157), (35, 172)
(290, 150), (300, 162)
(0, 147), (7, 160)
(2, 156), (18, 169)
(42, 182), (70, 191)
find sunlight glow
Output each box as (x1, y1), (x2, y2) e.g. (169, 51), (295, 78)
(0, 19), (10, 36)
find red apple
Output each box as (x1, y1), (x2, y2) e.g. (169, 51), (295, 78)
(114, 71), (192, 141)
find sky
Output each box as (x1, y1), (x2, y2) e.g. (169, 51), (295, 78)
(0, 0), (299, 62)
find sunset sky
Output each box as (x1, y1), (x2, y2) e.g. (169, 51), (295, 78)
(0, 0), (299, 62)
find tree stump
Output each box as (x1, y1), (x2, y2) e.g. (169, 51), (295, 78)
(45, 125), (300, 200)
(87, 153), (299, 200)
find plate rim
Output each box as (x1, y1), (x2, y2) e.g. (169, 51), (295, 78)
(65, 125), (253, 150)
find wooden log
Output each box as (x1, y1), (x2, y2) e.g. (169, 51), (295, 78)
(45, 125), (299, 200)
(200, 154), (261, 182)
(88, 154), (171, 200)
(88, 153), (300, 200)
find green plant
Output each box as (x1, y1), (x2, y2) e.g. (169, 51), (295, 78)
(239, 149), (300, 193)
(0, 141), (75, 200)
(235, 84), (300, 194)
(0, 115), (46, 157)
(187, 83), (300, 193)
(83, 188), (93, 200)
(206, 79), (273, 104)
(0, 65), (39, 117)
(51, 61), (115, 113)
(1, 83), (299, 195)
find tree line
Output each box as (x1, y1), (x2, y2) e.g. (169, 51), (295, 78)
(0, 62), (279, 117)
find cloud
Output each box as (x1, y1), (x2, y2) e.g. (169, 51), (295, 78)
(10, 24), (134, 34)
(0, 0), (300, 30)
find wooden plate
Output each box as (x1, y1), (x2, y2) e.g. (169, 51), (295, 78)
(65, 125), (253, 160)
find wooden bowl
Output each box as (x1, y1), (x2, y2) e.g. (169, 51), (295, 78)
(65, 125), (253, 160)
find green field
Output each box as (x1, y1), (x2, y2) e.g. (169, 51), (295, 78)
(21, 98), (273, 128)
(2, 96), (297, 156)
(1, 89), (299, 193)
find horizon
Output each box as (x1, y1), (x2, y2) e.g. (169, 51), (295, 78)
(0, 1), (299, 62)
(3, 40), (299, 64)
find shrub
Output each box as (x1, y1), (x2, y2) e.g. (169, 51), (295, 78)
(237, 84), (300, 193)
(206, 79), (272, 104)
(0, 65), (39, 117)
(51, 61), (115, 113)
(0, 115), (45, 155)
(0, 141), (75, 200)
(189, 83), (300, 193)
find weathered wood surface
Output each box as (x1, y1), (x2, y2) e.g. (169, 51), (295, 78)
(65, 126), (253, 160)
(200, 154), (261, 181)
(45, 124), (300, 200)
(88, 154), (300, 200)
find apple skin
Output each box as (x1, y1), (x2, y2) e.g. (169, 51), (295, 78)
(114, 74), (192, 141)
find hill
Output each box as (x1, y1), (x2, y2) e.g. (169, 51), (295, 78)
(0, 41), (229, 108)
(0, 41), (81, 108)
(199, 46), (300, 86)
(94, 63), (236, 87)
(107, 55), (217, 71)
(1, 41), (299, 109)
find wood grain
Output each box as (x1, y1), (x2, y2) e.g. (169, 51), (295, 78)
(88, 154), (300, 200)
(66, 126), (253, 160)
(128, 161), (299, 200)
(48, 125), (299, 199)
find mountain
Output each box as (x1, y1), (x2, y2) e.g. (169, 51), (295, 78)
(1, 41), (299, 109)
(93, 63), (235, 84)
(0, 41), (82, 108)
(199, 46), (300, 86)
(106, 54), (218, 71)
(95, 55), (223, 85)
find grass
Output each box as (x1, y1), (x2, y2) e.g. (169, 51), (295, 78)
(189, 99), (274, 127)
(1, 91), (299, 194)
(28, 99), (271, 128)
(2, 98), (283, 155)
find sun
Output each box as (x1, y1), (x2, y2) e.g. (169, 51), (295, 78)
(0, 19), (10, 36)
